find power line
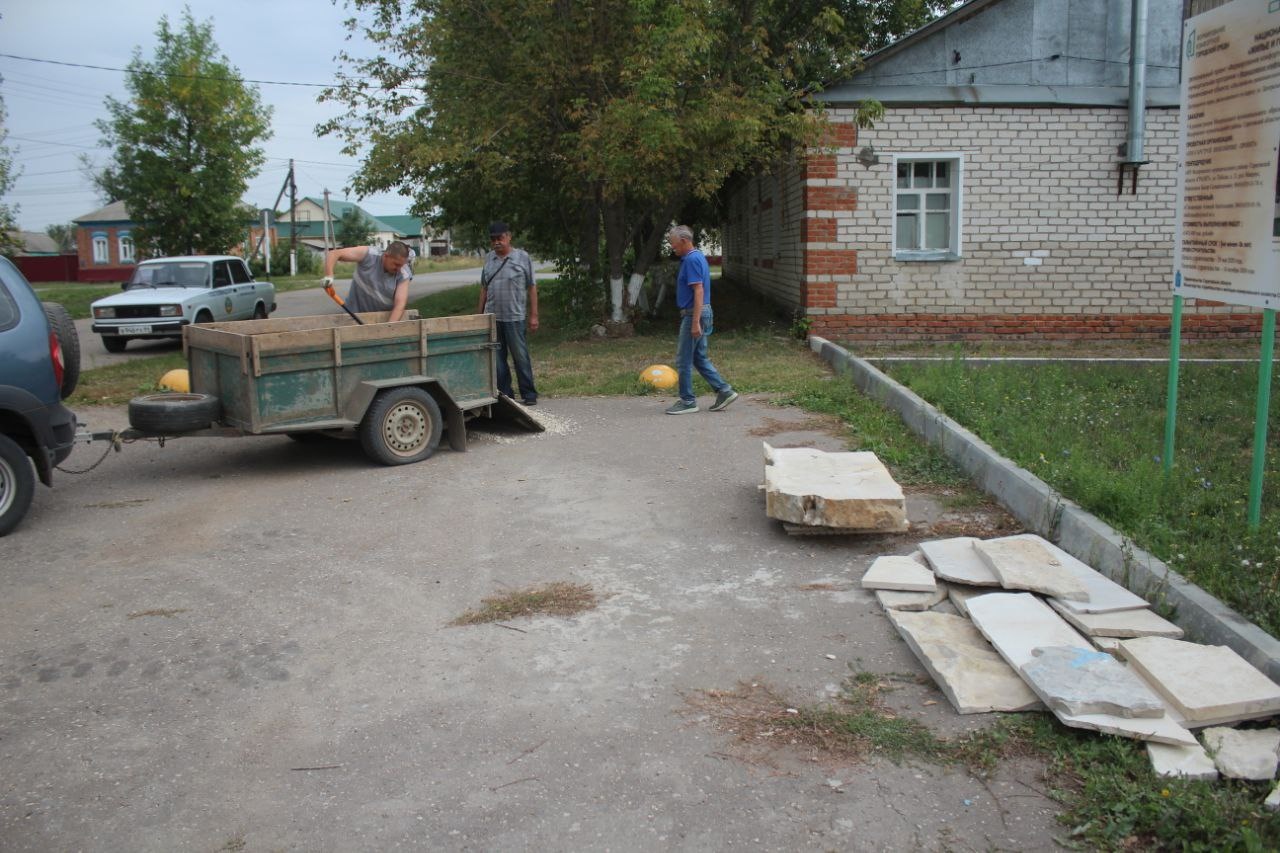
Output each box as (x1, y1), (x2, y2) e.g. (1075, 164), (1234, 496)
(0, 52), (419, 93)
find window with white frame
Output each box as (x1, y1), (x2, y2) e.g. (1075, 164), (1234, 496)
(894, 156), (962, 259)
(118, 232), (135, 263)
(92, 233), (109, 264)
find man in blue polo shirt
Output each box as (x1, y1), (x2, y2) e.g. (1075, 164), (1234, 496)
(665, 224), (737, 415)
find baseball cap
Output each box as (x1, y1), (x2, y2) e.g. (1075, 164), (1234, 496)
(488, 221), (510, 237)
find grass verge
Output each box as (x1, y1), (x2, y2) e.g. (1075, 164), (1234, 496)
(883, 358), (1280, 635)
(692, 673), (1280, 851)
(450, 582), (598, 625)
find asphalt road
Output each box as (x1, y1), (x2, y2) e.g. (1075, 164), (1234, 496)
(0, 395), (1058, 851)
(73, 268), (555, 370)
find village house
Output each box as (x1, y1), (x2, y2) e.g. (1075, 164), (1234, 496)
(721, 0), (1262, 341)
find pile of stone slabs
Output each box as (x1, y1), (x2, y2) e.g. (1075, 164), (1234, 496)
(762, 442), (908, 533)
(864, 534), (1280, 782)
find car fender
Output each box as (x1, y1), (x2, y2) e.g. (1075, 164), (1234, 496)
(0, 385), (71, 485)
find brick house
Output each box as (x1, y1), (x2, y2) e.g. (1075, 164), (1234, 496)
(73, 201), (277, 283)
(721, 0), (1261, 341)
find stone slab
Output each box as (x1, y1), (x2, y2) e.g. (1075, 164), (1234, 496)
(1020, 646), (1165, 718)
(1266, 783), (1280, 811)
(763, 443), (908, 531)
(885, 610), (1041, 715)
(1119, 636), (1280, 727)
(992, 534), (1150, 614)
(930, 598), (960, 617)
(876, 583), (948, 612)
(1092, 637), (1124, 655)
(975, 536), (1089, 601)
(862, 555), (937, 593)
(1048, 600), (1185, 639)
(947, 584), (995, 619)
(919, 537), (1001, 587)
(1146, 742), (1219, 780)
(965, 592), (1197, 746)
(1202, 727), (1280, 781)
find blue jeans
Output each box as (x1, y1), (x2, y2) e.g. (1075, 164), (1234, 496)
(495, 320), (537, 402)
(676, 306), (731, 404)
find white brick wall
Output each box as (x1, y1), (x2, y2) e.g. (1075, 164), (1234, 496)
(722, 104), (1220, 320)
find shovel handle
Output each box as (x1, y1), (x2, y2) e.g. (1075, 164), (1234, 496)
(324, 283), (364, 325)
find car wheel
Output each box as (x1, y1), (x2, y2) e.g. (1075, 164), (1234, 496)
(252, 303), (268, 320)
(194, 311), (214, 325)
(128, 393), (222, 434)
(0, 433), (36, 537)
(358, 387), (442, 466)
(42, 302), (80, 399)
(102, 335), (128, 353)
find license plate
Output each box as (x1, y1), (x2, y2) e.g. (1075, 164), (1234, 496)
(118, 324), (153, 335)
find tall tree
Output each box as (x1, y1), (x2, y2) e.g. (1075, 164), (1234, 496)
(45, 223), (76, 253)
(335, 207), (377, 247)
(88, 11), (272, 257)
(323, 0), (944, 322)
(0, 85), (20, 257)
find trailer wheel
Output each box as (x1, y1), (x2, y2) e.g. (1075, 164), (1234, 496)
(0, 433), (35, 537)
(359, 387), (442, 465)
(42, 302), (80, 399)
(128, 393), (222, 434)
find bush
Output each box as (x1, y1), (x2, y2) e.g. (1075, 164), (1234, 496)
(248, 248), (318, 278)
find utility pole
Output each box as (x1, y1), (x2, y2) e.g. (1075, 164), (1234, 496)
(288, 159), (298, 276)
(323, 189), (333, 252)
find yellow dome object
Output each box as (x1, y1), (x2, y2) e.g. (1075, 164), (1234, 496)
(640, 364), (677, 390)
(158, 368), (191, 393)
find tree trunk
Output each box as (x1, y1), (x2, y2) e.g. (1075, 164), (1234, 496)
(603, 198), (626, 323)
(625, 195), (685, 316)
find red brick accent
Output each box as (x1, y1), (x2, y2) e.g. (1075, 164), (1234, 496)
(801, 218), (838, 243)
(803, 282), (838, 309)
(804, 154), (838, 179)
(819, 122), (858, 148)
(804, 185), (858, 211)
(804, 250), (858, 277)
(807, 313), (1271, 342)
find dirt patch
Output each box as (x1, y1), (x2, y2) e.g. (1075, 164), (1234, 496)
(796, 582), (852, 592)
(905, 486), (1021, 540)
(747, 414), (844, 438)
(450, 582), (599, 626)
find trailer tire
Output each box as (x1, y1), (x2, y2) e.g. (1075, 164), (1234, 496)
(0, 433), (36, 537)
(128, 393), (221, 434)
(359, 387), (442, 465)
(42, 302), (80, 399)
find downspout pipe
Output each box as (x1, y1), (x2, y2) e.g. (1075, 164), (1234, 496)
(1125, 0), (1149, 164)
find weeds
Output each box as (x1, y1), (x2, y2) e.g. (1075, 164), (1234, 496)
(450, 582), (599, 626)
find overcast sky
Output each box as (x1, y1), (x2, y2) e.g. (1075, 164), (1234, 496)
(1, 0), (416, 232)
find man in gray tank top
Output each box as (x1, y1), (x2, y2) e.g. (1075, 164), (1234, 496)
(322, 241), (414, 320)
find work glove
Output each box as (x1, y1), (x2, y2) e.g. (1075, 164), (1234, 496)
(321, 276), (334, 288)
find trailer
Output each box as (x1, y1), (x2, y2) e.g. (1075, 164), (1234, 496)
(102, 310), (541, 465)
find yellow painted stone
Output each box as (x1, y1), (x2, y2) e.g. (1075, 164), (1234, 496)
(640, 364), (677, 390)
(158, 368), (190, 393)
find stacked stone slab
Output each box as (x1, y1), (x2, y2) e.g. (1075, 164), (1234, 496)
(863, 533), (1280, 782)
(762, 443), (908, 531)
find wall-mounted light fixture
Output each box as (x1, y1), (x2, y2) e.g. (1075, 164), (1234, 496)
(855, 145), (880, 168)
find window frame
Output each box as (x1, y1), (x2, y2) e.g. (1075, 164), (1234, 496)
(891, 153), (964, 262)
(91, 232), (110, 264)
(118, 231), (135, 264)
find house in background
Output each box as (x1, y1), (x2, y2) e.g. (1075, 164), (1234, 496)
(72, 201), (276, 282)
(277, 198), (452, 257)
(721, 0), (1260, 341)
(5, 230), (79, 282)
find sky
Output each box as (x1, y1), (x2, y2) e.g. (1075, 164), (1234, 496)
(0, 0), (416, 232)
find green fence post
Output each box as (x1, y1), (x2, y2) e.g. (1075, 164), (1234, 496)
(1163, 295), (1184, 476)
(1247, 308), (1276, 530)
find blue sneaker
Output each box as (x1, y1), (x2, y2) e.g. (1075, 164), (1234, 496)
(709, 389), (739, 412)
(665, 400), (698, 415)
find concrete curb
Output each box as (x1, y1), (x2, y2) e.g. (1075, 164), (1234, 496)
(810, 335), (1280, 683)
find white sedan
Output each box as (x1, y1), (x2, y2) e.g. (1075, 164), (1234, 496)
(90, 255), (276, 352)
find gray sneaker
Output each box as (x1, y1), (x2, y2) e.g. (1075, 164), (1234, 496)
(665, 399), (698, 415)
(709, 389), (739, 412)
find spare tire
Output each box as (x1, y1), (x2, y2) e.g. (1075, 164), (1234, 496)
(128, 393), (221, 434)
(42, 302), (80, 399)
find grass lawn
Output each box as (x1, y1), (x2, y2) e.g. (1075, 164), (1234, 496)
(883, 357), (1280, 636)
(33, 283), (121, 319)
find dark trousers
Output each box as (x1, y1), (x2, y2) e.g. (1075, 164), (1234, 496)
(495, 320), (537, 402)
